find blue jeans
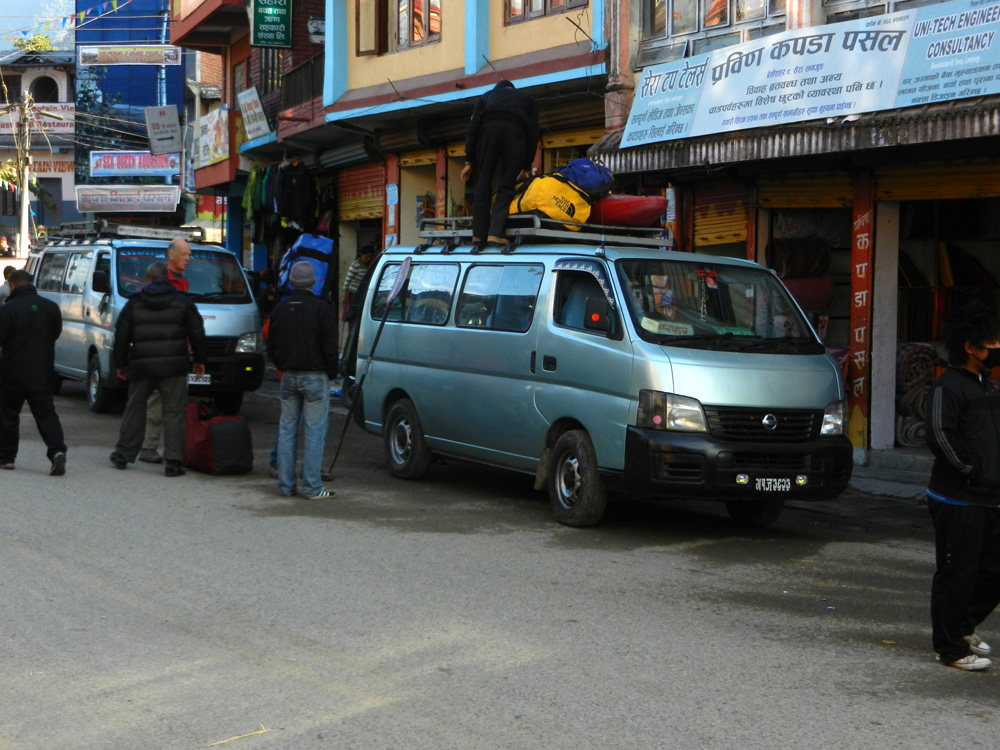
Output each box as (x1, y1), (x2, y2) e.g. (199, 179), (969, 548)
(277, 372), (330, 497)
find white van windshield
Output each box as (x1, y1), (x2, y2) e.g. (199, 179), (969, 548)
(616, 259), (824, 354)
(116, 247), (252, 304)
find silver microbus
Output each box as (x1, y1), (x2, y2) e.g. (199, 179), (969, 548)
(348, 220), (852, 527)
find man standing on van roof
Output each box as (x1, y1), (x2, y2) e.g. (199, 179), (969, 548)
(267, 261), (338, 499)
(925, 300), (1000, 671)
(0, 269), (67, 475)
(110, 261), (207, 477)
(139, 238), (192, 464)
(460, 80), (539, 245)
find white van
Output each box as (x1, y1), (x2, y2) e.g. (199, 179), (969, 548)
(346, 218), (853, 527)
(28, 224), (264, 414)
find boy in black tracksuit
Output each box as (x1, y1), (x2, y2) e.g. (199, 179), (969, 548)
(926, 301), (1000, 670)
(460, 80), (540, 244)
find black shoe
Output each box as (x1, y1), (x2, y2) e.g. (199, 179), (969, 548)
(50, 452), (66, 476)
(109, 451), (128, 470)
(165, 461), (185, 477)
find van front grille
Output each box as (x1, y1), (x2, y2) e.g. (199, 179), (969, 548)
(205, 337), (234, 357)
(704, 407), (820, 442)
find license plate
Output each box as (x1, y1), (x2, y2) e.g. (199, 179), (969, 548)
(188, 373), (212, 385)
(755, 477), (791, 492)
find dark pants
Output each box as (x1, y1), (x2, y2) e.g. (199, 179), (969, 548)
(929, 499), (1000, 662)
(116, 375), (188, 463)
(0, 389), (67, 463)
(471, 119), (527, 240)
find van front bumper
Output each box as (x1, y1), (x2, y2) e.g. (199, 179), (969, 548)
(195, 352), (265, 393)
(620, 426), (853, 500)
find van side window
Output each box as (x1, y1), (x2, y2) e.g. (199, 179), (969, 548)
(372, 262), (459, 326)
(555, 271), (619, 337)
(36, 253), (69, 292)
(63, 251), (94, 294)
(457, 264), (543, 333)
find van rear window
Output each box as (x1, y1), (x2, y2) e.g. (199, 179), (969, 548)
(372, 263), (459, 326)
(456, 264), (543, 333)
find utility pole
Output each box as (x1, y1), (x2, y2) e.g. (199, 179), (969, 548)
(17, 93), (31, 256)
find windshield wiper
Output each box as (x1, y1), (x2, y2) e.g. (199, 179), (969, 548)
(191, 291), (225, 301)
(737, 335), (821, 353)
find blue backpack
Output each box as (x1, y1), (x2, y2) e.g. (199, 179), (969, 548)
(276, 233), (337, 303)
(553, 158), (615, 203)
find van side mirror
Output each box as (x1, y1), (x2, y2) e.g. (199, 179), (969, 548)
(584, 296), (612, 333)
(92, 270), (110, 295)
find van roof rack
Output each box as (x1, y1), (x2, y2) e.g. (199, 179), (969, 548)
(418, 215), (669, 251)
(45, 220), (205, 244)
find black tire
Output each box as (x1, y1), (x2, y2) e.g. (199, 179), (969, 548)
(213, 391), (244, 415)
(548, 429), (608, 527)
(87, 354), (117, 413)
(384, 398), (432, 479)
(725, 498), (785, 527)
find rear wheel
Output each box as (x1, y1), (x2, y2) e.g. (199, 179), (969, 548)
(548, 430), (607, 527)
(87, 354), (117, 413)
(384, 398), (432, 479)
(213, 391), (244, 415)
(725, 498), (785, 527)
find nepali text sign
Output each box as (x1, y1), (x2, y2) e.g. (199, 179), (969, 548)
(621, 0), (1000, 147)
(198, 108), (229, 168)
(248, 0), (292, 48)
(75, 185), (181, 213)
(236, 86), (271, 140)
(90, 151), (181, 178)
(0, 103), (75, 134)
(145, 105), (183, 156)
(78, 45), (182, 66)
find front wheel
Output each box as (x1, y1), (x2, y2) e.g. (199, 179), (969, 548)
(725, 498), (785, 527)
(384, 398), (432, 479)
(87, 354), (117, 413)
(548, 430), (607, 527)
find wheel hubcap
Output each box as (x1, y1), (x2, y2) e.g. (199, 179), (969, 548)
(556, 453), (581, 509)
(88, 371), (99, 404)
(391, 419), (412, 464)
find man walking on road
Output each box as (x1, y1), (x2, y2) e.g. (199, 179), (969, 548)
(110, 262), (206, 477)
(925, 301), (1000, 671)
(0, 269), (67, 474)
(140, 239), (193, 464)
(267, 261), (338, 499)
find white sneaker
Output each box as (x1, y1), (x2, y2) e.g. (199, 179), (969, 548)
(965, 633), (991, 656)
(944, 654), (992, 671)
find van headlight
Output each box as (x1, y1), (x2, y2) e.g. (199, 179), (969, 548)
(821, 399), (847, 436)
(236, 331), (263, 353)
(637, 390), (708, 432)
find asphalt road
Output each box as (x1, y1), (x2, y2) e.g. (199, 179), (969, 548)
(0, 381), (996, 749)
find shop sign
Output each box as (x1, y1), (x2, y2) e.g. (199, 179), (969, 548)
(236, 87), (271, 141)
(78, 45), (182, 66)
(90, 151), (180, 178)
(847, 179), (874, 450)
(198, 108), (229, 168)
(0, 103), (75, 134)
(75, 185), (181, 213)
(248, 0), (292, 48)
(621, 0), (1000, 147)
(145, 105), (183, 156)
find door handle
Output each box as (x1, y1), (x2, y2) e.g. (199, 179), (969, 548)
(542, 355), (557, 371)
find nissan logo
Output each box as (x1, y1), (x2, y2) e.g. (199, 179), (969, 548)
(761, 414), (778, 430)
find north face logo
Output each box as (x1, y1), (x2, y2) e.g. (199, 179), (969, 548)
(552, 195), (575, 217)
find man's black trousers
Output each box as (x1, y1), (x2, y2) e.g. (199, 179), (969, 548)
(0, 389), (67, 464)
(471, 119), (527, 241)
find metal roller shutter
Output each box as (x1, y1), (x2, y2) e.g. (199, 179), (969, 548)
(338, 163), (385, 221)
(693, 183), (748, 246)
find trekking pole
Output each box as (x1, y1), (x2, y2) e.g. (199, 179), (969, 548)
(328, 256), (411, 472)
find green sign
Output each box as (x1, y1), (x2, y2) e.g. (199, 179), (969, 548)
(248, 0), (292, 48)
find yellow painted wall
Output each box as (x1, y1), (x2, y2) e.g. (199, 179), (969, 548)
(488, 7), (583, 62)
(399, 166), (436, 245)
(347, 1), (467, 89)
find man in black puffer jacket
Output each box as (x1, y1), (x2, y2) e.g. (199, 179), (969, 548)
(926, 301), (1000, 671)
(110, 262), (207, 477)
(0, 269), (68, 474)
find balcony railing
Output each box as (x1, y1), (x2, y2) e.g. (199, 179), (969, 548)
(281, 54), (324, 111)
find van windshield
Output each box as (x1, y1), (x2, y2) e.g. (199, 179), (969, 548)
(616, 259), (823, 354)
(116, 247), (251, 304)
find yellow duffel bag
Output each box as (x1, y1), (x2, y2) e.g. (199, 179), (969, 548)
(509, 175), (591, 230)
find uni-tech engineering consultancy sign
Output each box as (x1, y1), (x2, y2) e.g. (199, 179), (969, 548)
(621, 0), (1000, 147)
(78, 45), (182, 66)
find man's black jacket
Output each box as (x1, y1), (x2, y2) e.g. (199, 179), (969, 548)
(0, 283), (62, 393)
(926, 365), (1000, 506)
(267, 288), (338, 378)
(114, 278), (207, 378)
(464, 81), (540, 172)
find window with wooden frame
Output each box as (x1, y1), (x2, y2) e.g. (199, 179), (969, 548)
(357, 0), (441, 56)
(506, 0), (588, 24)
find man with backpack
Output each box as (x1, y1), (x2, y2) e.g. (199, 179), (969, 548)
(460, 80), (539, 245)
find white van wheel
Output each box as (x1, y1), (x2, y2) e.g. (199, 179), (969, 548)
(384, 398), (432, 479)
(725, 499), (785, 527)
(87, 354), (117, 413)
(548, 430), (607, 527)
